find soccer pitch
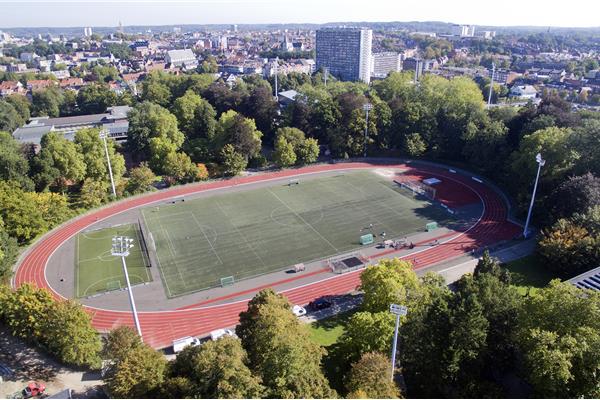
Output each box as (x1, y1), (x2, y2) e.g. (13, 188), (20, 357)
(142, 170), (453, 298)
(75, 224), (152, 298)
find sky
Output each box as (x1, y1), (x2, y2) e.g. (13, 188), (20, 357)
(0, 0), (599, 28)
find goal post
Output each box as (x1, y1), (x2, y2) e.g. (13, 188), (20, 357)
(395, 180), (436, 201)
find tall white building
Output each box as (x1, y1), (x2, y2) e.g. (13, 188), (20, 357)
(453, 24), (475, 37)
(371, 52), (402, 79)
(83, 27), (93, 37)
(316, 27), (372, 84)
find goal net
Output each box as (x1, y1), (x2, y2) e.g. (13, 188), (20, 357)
(395, 179), (436, 201)
(137, 217), (156, 268)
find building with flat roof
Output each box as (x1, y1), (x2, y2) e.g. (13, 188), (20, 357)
(12, 106), (131, 148)
(316, 27), (372, 83)
(371, 52), (402, 79)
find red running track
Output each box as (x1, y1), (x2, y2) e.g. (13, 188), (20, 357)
(13, 162), (521, 349)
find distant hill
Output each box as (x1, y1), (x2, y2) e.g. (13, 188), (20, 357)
(2, 21), (599, 38)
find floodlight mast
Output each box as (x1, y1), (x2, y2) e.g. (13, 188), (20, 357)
(487, 62), (495, 107)
(111, 236), (143, 339)
(389, 304), (408, 381)
(523, 153), (545, 238)
(100, 129), (117, 198)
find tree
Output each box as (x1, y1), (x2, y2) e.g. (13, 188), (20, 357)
(403, 132), (427, 157)
(509, 126), (578, 205)
(214, 110), (262, 161)
(548, 173), (600, 219)
(77, 84), (118, 114)
(31, 87), (63, 117)
(346, 352), (401, 399)
(0, 283), (54, 342)
(0, 131), (34, 191)
(106, 342), (167, 398)
(169, 336), (264, 398)
(5, 94), (31, 121)
(79, 178), (108, 209)
(0, 223), (18, 281)
(274, 127), (319, 165)
(516, 281), (600, 398)
(272, 136), (296, 167)
(162, 152), (200, 183)
(141, 78), (172, 107)
(103, 326), (143, 365)
(220, 144), (247, 176)
(127, 102), (184, 162)
(237, 289), (335, 398)
(538, 208), (600, 277)
(171, 91), (217, 141)
(91, 64), (119, 83)
(359, 258), (421, 313)
(0, 101), (24, 132)
(125, 162), (156, 195)
(242, 85), (279, 139)
(34, 132), (86, 191)
(74, 128), (125, 185)
(199, 56), (218, 73)
(42, 299), (102, 368)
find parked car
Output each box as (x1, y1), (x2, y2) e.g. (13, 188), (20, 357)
(172, 336), (201, 353)
(210, 328), (236, 341)
(308, 298), (332, 311)
(291, 305), (307, 317)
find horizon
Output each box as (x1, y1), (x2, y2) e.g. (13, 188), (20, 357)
(1, 0), (599, 30)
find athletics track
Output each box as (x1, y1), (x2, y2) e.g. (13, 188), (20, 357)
(13, 161), (521, 349)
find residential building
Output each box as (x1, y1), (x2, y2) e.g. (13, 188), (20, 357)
(316, 27), (372, 83)
(0, 81), (25, 97)
(165, 49), (198, 70)
(371, 52), (402, 79)
(569, 266), (600, 292)
(20, 52), (38, 62)
(12, 106), (132, 148)
(509, 85), (538, 99)
(83, 27), (93, 37)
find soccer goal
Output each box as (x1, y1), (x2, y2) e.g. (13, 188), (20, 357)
(395, 179), (436, 201)
(137, 218), (156, 268)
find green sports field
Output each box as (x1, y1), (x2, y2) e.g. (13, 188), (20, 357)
(75, 224), (152, 298)
(141, 170), (452, 298)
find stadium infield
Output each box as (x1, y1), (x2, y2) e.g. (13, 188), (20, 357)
(75, 224), (152, 298)
(140, 170), (455, 298)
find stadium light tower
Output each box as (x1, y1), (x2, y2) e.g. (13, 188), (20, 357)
(487, 62), (496, 107)
(389, 304), (408, 381)
(99, 129), (117, 198)
(111, 236), (143, 339)
(363, 103), (373, 158)
(523, 153), (546, 238)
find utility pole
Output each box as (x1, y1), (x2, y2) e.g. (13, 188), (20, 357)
(274, 57), (279, 101)
(324, 67), (328, 86)
(362, 103), (373, 158)
(100, 130), (117, 198)
(111, 236), (143, 339)
(389, 304), (408, 381)
(487, 62), (496, 107)
(414, 56), (420, 84)
(523, 153), (545, 239)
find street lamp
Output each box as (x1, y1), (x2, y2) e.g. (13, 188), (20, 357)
(523, 153), (546, 238)
(362, 103), (373, 158)
(111, 236), (143, 339)
(389, 303), (408, 381)
(99, 130), (117, 198)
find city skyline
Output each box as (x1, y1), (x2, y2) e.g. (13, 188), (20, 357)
(1, 0), (599, 29)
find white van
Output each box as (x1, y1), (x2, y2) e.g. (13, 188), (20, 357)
(209, 328), (236, 341)
(172, 336), (201, 353)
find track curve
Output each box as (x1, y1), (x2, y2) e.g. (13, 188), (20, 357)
(13, 161), (520, 348)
